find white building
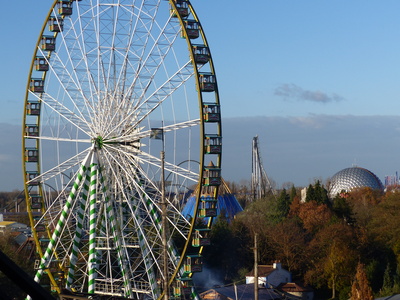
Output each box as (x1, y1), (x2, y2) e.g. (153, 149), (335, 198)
(246, 262), (292, 288)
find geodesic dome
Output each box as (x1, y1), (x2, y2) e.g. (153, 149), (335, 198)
(329, 166), (384, 198)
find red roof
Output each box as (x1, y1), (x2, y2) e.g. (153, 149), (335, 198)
(277, 282), (313, 293)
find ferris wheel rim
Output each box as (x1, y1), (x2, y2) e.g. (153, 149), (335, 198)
(22, 1), (222, 299)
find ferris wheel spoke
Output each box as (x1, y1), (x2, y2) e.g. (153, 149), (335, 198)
(102, 39), (192, 139)
(45, 47), (95, 117)
(99, 149), (168, 236)
(130, 62), (196, 129)
(34, 92), (93, 134)
(35, 148), (91, 184)
(100, 146), (157, 191)
(107, 118), (200, 144)
(33, 152), (92, 284)
(36, 32), (98, 126)
(25, 135), (91, 144)
(137, 151), (199, 183)
(66, 180), (89, 290)
(123, 9), (177, 99)
(56, 13), (106, 123)
(101, 147), (188, 248)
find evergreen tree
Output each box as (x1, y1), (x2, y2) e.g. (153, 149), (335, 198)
(381, 263), (393, 296)
(306, 181), (329, 205)
(314, 180), (329, 205)
(332, 195), (355, 224)
(289, 185), (297, 203)
(306, 184), (316, 202)
(203, 213), (235, 282)
(277, 188), (291, 219)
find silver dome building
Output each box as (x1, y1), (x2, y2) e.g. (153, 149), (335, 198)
(329, 166), (384, 198)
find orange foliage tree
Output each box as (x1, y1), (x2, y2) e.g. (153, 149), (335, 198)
(350, 262), (374, 300)
(298, 200), (332, 233)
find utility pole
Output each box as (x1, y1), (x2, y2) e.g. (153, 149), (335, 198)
(254, 233), (258, 300)
(161, 150), (169, 300)
(152, 126), (169, 300)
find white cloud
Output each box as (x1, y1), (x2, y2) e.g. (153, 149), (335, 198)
(274, 83), (345, 103)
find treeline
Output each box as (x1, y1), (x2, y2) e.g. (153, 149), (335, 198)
(0, 190), (25, 212)
(202, 181), (400, 300)
(1, 185), (399, 299)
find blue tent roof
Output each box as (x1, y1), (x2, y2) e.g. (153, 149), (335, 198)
(181, 193), (243, 223)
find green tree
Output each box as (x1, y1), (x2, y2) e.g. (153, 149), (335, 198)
(289, 185), (297, 203)
(314, 180), (329, 205)
(305, 181), (329, 205)
(332, 195), (355, 224)
(305, 184), (316, 202)
(203, 213), (233, 281)
(380, 263), (393, 296)
(276, 188), (291, 219)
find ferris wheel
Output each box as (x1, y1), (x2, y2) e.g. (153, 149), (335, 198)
(22, 1), (222, 299)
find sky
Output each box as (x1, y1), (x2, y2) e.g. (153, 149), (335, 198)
(2, 1), (400, 191)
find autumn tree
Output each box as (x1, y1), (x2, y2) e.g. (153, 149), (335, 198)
(324, 240), (357, 299)
(266, 218), (306, 275)
(305, 223), (359, 297)
(288, 195), (301, 217)
(298, 200), (332, 233)
(350, 262), (374, 300)
(367, 190), (400, 246)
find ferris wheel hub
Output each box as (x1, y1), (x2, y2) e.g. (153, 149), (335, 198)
(93, 136), (104, 149)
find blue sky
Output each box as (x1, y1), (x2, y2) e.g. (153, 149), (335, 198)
(1, 1), (400, 191)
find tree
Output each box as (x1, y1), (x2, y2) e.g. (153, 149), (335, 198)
(267, 218), (306, 274)
(324, 240), (356, 299)
(314, 180), (329, 205)
(305, 184), (316, 202)
(298, 201), (332, 233)
(233, 196), (279, 264)
(203, 213), (234, 282)
(304, 223), (359, 296)
(305, 181), (329, 205)
(380, 263), (393, 296)
(350, 262), (374, 300)
(276, 188), (291, 219)
(288, 195), (301, 217)
(289, 185), (297, 203)
(368, 190), (400, 246)
(332, 194), (355, 224)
